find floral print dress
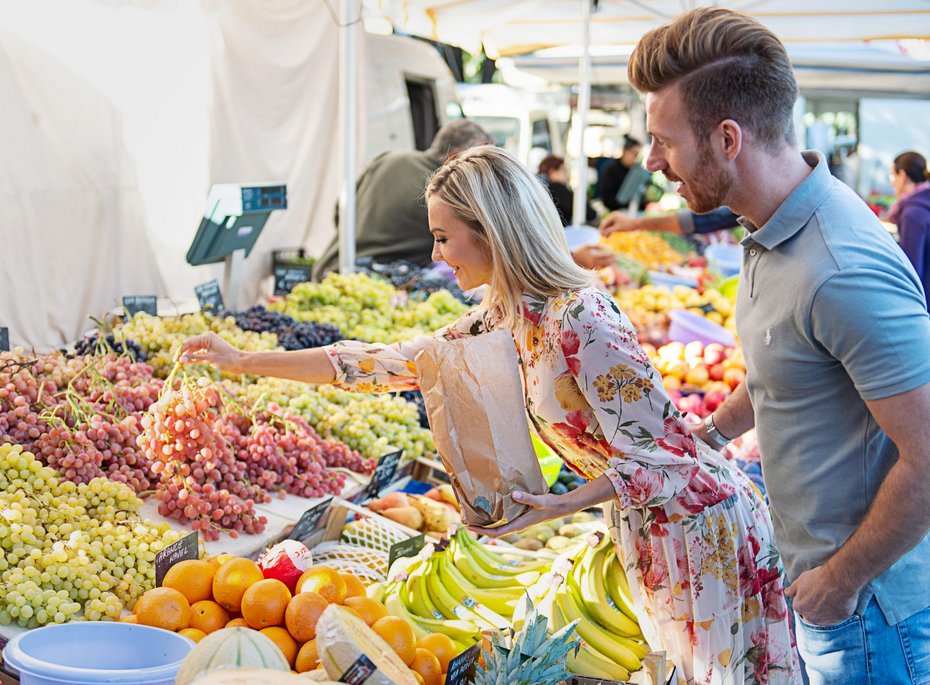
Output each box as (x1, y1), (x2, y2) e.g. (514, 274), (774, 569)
(324, 287), (800, 685)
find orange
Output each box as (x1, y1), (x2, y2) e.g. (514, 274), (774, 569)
(343, 596), (388, 626)
(212, 557), (264, 613)
(207, 553), (234, 569)
(416, 633), (457, 673)
(189, 600), (230, 634)
(294, 638), (319, 673)
(225, 617), (249, 628)
(371, 615), (416, 666)
(163, 559), (215, 604)
(120, 614), (138, 623)
(241, 578), (292, 629)
(410, 648), (442, 685)
(179, 627), (206, 643)
(341, 573), (367, 600)
(134, 587), (191, 631)
(260, 626), (298, 666)
(296, 566), (347, 604)
(284, 591), (329, 642)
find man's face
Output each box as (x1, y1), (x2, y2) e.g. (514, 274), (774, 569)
(645, 84), (733, 214)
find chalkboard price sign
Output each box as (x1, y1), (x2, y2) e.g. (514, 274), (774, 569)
(0, 327), (8, 352)
(364, 449), (405, 500)
(155, 532), (200, 586)
(122, 295), (158, 317)
(387, 534), (424, 571)
(288, 497), (333, 543)
(444, 643), (482, 685)
(195, 280), (225, 313)
(273, 265), (312, 295)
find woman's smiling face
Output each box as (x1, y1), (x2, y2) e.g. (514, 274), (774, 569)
(428, 197), (493, 291)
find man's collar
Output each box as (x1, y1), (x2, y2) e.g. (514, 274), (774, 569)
(739, 151), (831, 250)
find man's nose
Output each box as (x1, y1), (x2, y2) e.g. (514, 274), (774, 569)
(645, 147), (664, 173)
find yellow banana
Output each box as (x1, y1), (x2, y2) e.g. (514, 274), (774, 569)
(605, 551), (639, 622)
(573, 542), (643, 638)
(434, 550), (522, 617)
(404, 568), (439, 620)
(432, 553), (512, 630)
(454, 528), (550, 574)
(384, 582), (480, 643)
(449, 538), (540, 588)
(555, 587), (642, 673)
(567, 643), (632, 682)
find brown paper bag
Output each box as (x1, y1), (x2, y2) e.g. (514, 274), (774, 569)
(414, 329), (549, 528)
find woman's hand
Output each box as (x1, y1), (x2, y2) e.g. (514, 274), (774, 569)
(469, 491), (568, 538)
(178, 333), (245, 373)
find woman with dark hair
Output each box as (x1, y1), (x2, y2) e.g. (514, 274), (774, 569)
(537, 154), (595, 227)
(598, 135), (644, 211)
(889, 151), (930, 309)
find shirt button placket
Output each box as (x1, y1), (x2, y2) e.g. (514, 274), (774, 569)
(746, 246), (759, 298)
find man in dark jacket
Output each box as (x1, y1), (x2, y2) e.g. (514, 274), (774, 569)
(889, 151), (930, 310)
(312, 120), (492, 279)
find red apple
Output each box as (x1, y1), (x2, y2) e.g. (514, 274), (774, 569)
(723, 367), (746, 390)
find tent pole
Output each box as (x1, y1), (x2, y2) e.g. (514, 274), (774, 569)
(338, 0), (358, 274)
(572, 0), (593, 227)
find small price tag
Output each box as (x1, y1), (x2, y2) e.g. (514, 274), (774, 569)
(195, 279), (225, 313)
(288, 497), (332, 543)
(364, 449), (405, 500)
(273, 265), (312, 295)
(388, 534), (425, 571)
(444, 643), (482, 685)
(155, 532), (199, 586)
(0, 327), (8, 352)
(122, 295), (157, 317)
(339, 654), (377, 685)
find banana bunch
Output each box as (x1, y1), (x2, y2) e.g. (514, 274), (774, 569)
(540, 531), (650, 681)
(379, 528), (553, 653)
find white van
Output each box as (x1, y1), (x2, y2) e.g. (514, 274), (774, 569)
(364, 33), (463, 165)
(456, 83), (568, 172)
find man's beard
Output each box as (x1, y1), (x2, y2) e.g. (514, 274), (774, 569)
(685, 140), (733, 214)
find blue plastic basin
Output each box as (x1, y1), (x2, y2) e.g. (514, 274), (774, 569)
(2, 623), (194, 685)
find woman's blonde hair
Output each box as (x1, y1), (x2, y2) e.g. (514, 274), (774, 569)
(425, 145), (594, 330)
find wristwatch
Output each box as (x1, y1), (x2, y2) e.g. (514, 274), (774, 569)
(703, 414), (731, 450)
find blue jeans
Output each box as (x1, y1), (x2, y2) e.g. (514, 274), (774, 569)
(795, 598), (930, 684)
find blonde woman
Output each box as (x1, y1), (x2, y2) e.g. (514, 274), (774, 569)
(181, 145), (800, 685)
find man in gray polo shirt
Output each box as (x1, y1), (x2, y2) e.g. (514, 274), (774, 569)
(630, 8), (930, 684)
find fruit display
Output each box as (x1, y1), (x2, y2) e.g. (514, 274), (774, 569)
(532, 531), (648, 682)
(138, 368), (373, 541)
(474, 596), (579, 685)
(500, 511), (605, 553)
(615, 283), (736, 346)
(366, 487), (460, 536)
(355, 257), (473, 304)
(379, 528), (550, 646)
(0, 443), (183, 628)
(270, 273), (471, 344)
(113, 311), (280, 378)
(601, 230), (692, 270)
(231, 306), (345, 351)
(238, 376), (433, 460)
(548, 464), (585, 495)
(132, 557), (465, 684)
(645, 340), (746, 399)
(68, 332), (148, 362)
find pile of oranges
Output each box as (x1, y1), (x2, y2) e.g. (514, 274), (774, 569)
(124, 555), (456, 684)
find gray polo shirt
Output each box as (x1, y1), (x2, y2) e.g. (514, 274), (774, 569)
(736, 151), (930, 625)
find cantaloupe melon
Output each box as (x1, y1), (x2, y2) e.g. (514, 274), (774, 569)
(176, 627), (291, 685)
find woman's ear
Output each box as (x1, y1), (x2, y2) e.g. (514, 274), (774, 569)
(717, 119), (743, 161)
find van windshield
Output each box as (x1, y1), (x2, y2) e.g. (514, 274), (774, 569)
(469, 116), (520, 157)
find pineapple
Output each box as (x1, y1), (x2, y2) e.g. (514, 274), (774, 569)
(475, 596), (580, 685)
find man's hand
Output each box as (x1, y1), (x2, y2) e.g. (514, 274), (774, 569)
(786, 565), (859, 626)
(600, 212), (639, 236)
(572, 244), (614, 270)
(469, 491), (567, 538)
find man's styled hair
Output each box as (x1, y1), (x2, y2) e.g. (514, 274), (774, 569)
(428, 120), (493, 159)
(628, 8), (798, 151)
